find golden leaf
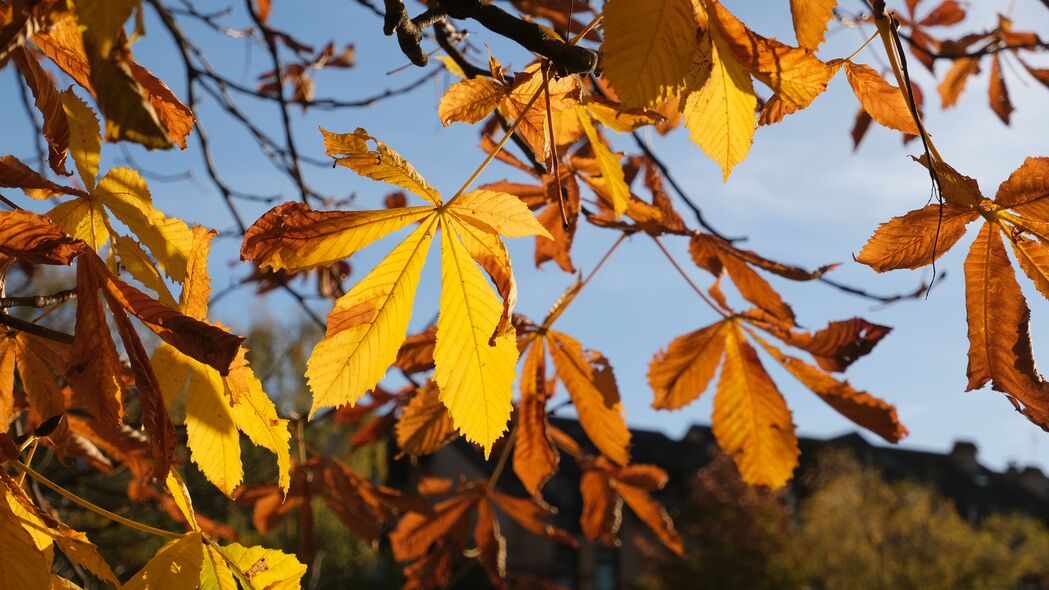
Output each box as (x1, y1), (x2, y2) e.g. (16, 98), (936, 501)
(711, 325), (799, 488)
(599, 0), (698, 107)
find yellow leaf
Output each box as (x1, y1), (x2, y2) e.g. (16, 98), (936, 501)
(438, 77), (507, 126)
(48, 198), (109, 252)
(164, 469), (199, 530)
(434, 218), (519, 457)
(447, 216), (517, 340)
(152, 342), (193, 406)
(682, 31), (756, 181)
(843, 62), (920, 136)
(112, 234), (179, 309)
(180, 226), (217, 321)
(599, 0), (699, 107)
(306, 217), (437, 416)
(548, 330), (631, 465)
(704, 0), (833, 107)
(59, 89), (101, 189)
(228, 355), (292, 494)
(216, 543), (307, 590)
(240, 201), (433, 272)
(94, 168), (194, 281)
(712, 325), (799, 488)
(72, 0), (138, 56)
(199, 544), (236, 590)
(577, 109), (630, 216)
(123, 533), (205, 590)
(320, 127), (442, 206)
(790, 0), (837, 50)
(185, 361), (243, 498)
(0, 485), (53, 589)
(449, 190), (553, 239)
(435, 55), (467, 79)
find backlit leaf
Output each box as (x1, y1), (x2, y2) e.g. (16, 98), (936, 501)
(306, 218), (436, 416)
(712, 325), (799, 488)
(599, 0), (698, 107)
(434, 219), (519, 457)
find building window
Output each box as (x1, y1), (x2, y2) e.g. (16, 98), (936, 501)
(595, 546), (618, 590)
(553, 543), (578, 588)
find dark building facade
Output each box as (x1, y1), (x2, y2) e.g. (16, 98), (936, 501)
(388, 418), (1049, 589)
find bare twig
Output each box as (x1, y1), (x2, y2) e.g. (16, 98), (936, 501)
(0, 313), (74, 344)
(0, 289), (76, 309)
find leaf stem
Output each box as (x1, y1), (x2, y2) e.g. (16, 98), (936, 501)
(447, 84), (546, 202)
(844, 31), (879, 63)
(487, 427), (518, 489)
(11, 460), (184, 539)
(15, 439), (37, 486)
(650, 236), (729, 319)
(542, 233), (627, 329)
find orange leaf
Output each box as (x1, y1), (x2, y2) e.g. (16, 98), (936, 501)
(989, 53), (1013, 125)
(712, 325), (799, 488)
(843, 62), (920, 135)
(856, 204), (978, 272)
(755, 333), (907, 443)
(790, 0), (837, 50)
(396, 381), (456, 456)
(648, 322), (727, 410)
(513, 339), (559, 497)
(0, 210), (82, 265)
(547, 330), (631, 465)
(964, 222), (1049, 423)
(994, 157), (1049, 220)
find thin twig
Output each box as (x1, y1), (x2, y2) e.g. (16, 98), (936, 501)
(0, 289), (76, 309)
(0, 313), (74, 344)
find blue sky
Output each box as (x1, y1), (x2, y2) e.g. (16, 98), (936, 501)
(3, 0), (1049, 473)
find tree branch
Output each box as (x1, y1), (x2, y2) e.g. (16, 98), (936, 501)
(386, 0), (598, 75)
(0, 313), (74, 345)
(0, 289), (76, 309)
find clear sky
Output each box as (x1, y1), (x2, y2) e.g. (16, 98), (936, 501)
(2, 1), (1049, 473)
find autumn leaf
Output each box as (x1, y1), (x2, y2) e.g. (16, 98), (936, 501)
(435, 218), (519, 456)
(216, 543), (307, 590)
(547, 330), (630, 465)
(11, 46), (70, 175)
(241, 201), (434, 273)
(577, 457), (684, 556)
(682, 27), (755, 181)
(320, 127), (442, 205)
(649, 322), (727, 410)
(599, 0), (698, 107)
(712, 324), (799, 488)
(438, 78), (508, 126)
(306, 218), (436, 416)
(856, 204), (978, 272)
(844, 62), (920, 136)
(247, 128), (548, 456)
(754, 332), (907, 443)
(396, 380), (457, 456)
(152, 229), (291, 496)
(123, 533), (205, 590)
(576, 108), (629, 216)
(0, 210), (82, 265)
(513, 338), (559, 496)
(791, 0), (838, 50)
